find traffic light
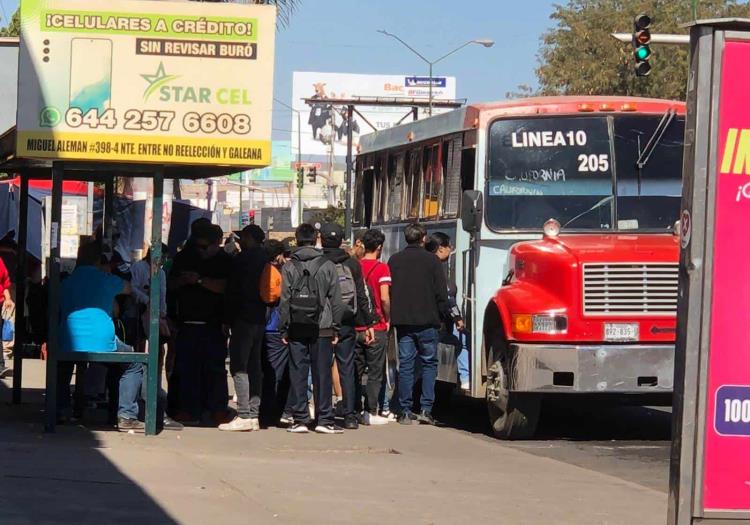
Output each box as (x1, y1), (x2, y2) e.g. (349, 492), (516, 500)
(296, 166), (304, 189)
(247, 210), (255, 225)
(307, 166), (317, 183)
(633, 13), (652, 77)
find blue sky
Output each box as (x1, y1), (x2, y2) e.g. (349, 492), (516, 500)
(1, 0), (558, 138)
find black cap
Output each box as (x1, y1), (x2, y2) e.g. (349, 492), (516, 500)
(320, 222), (344, 245)
(235, 224), (265, 244)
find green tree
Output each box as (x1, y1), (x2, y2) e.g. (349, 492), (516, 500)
(534, 0), (750, 100)
(310, 205), (345, 228)
(0, 8), (19, 37)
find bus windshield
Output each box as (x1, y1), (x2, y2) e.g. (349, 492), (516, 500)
(486, 114), (684, 232)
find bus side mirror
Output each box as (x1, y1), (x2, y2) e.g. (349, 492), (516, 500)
(461, 190), (483, 233)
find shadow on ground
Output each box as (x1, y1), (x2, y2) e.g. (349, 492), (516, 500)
(0, 373), (179, 525)
(434, 393), (672, 441)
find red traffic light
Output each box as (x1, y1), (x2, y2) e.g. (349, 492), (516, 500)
(636, 29), (651, 45)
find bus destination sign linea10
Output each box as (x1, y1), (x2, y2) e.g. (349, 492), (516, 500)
(15, 0), (276, 167)
(702, 39), (750, 512)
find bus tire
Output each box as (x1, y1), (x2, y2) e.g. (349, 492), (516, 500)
(486, 359), (540, 440)
(484, 305), (540, 440)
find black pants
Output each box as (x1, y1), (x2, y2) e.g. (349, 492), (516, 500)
(334, 325), (356, 418)
(170, 323), (228, 419)
(355, 329), (388, 414)
(289, 334), (334, 426)
(260, 331), (294, 424)
(228, 320), (265, 419)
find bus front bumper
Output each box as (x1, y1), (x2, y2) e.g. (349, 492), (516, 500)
(507, 343), (674, 394)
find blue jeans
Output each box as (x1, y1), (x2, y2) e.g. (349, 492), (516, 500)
(454, 326), (470, 384)
(57, 358), (143, 420)
(396, 325), (439, 416)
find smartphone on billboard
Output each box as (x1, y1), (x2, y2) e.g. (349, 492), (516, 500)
(68, 38), (113, 113)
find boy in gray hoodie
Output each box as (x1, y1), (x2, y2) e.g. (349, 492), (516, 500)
(279, 223), (344, 434)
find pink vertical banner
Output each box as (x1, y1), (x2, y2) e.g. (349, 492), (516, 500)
(703, 40), (750, 511)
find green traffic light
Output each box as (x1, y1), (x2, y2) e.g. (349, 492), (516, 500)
(635, 46), (651, 60)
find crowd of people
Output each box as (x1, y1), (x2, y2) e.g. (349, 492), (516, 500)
(55, 218), (466, 434)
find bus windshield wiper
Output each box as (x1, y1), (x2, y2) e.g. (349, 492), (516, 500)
(561, 195), (614, 229)
(636, 108), (676, 169)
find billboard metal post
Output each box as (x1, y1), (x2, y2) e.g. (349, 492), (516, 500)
(344, 104), (354, 238)
(669, 18), (750, 525)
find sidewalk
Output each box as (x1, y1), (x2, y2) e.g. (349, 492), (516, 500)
(1, 359), (667, 525)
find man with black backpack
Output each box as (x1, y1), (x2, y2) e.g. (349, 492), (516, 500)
(320, 223), (376, 430)
(279, 223), (344, 434)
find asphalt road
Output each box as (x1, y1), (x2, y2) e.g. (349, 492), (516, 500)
(433, 393), (673, 493)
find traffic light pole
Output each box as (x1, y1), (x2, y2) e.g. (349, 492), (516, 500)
(611, 32), (690, 45)
(297, 110), (303, 227)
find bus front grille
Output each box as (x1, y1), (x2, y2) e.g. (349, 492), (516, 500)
(582, 263), (679, 316)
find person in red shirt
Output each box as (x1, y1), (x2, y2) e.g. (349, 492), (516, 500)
(0, 254), (14, 378)
(354, 229), (392, 425)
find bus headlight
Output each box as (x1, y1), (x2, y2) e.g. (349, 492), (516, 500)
(512, 314), (568, 334)
(543, 219), (561, 238)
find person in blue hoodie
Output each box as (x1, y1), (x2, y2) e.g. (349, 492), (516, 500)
(259, 239), (295, 426)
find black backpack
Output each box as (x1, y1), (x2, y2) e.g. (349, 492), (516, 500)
(289, 258), (325, 327)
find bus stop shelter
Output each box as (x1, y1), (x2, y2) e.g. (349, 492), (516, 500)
(0, 125), (237, 435)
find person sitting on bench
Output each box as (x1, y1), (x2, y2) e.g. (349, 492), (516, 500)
(57, 241), (145, 432)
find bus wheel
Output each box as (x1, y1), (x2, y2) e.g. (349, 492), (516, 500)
(486, 359), (540, 440)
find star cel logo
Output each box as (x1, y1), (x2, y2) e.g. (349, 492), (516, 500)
(141, 63), (180, 101)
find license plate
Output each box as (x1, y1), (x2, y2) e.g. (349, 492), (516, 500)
(604, 323), (639, 342)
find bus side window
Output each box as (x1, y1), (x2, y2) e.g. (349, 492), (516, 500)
(407, 148), (422, 219)
(387, 153), (404, 222)
(353, 159), (364, 225)
(442, 135), (463, 218)
(377, 153), (389, 223)
(460, 147), (476, 192)
(422, 144), (442, 220)
(361, 162), (374, 229)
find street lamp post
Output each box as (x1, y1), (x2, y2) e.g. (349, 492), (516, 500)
(377, 30), (494, 116)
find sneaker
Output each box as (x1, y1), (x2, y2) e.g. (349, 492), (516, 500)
(162, 416), (184, 431)
(315, 424), (344, 434)
(381, 410), (397, 422)
(219, 416), (259, 432)
(343, 414), (359, 430)
(117, 417), (145, 432)
(279, 413), (293, 426)
(287, 422), (310, 434)
(418, 411), (436, 426)
(364, 412), (390, 426)
(397, 412), (414, 425)
(0, 366), (12, 379)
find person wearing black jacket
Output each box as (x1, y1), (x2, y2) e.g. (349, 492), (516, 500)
(388, 222), (456, 425)
(320, 223), (376, 429)
(220, 225), (268, 432)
